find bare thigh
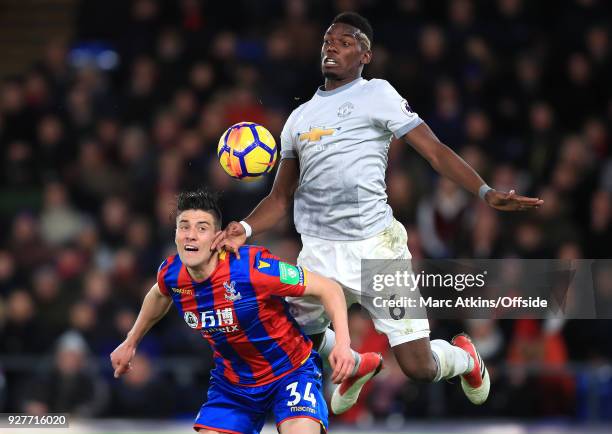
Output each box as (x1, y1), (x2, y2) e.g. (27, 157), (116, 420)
(278, 417), (322, 434)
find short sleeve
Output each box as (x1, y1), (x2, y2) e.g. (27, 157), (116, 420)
(157, 258), (170, 296)
(251, 248), (308, 297)
(369, 80), (423, 139)
(280, 110), (299, 160)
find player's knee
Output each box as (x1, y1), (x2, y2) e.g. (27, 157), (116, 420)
(393, 338), (438, 383)
(397, 356), (437, 383)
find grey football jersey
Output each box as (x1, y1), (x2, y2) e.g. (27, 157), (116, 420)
(281, 78), (423, 240)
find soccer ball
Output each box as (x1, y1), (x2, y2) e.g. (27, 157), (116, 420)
(217, 122), (278, 181)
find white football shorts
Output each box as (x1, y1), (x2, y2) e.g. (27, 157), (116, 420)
(287, 218), (430, 347)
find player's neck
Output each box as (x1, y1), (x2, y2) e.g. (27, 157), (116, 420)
(324, 74), (361, 91)
(186, 253), (219, 283)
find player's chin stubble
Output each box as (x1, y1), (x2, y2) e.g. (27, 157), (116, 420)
(322, 69), (342, 80)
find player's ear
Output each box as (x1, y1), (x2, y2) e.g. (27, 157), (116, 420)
(361, 50), (372, 65)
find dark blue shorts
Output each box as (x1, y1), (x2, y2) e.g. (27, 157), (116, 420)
(193, 353), (327, 434)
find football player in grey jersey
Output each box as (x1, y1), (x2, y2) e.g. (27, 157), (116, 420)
(213, 12), (542, 415)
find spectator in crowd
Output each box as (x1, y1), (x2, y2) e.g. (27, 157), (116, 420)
(110, 353), (173, 418)
(22, 331), (109, 417)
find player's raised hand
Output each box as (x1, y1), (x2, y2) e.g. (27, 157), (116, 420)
(329, 342), (355, 384)
(211, 221), (247, 258)
(485, 189), (543, 211)
(110, 340), (136, 378)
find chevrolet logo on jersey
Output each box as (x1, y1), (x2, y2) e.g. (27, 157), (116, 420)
(298, 127), (338, 143)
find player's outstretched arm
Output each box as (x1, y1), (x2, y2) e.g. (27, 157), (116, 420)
(110, 283), (172, 378)
(211, 159), (299, 255)
(404, 123), (543, 211)
(302, 273), (355, 384)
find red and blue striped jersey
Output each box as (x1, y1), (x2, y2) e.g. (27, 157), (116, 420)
(157, 245), (313, 386)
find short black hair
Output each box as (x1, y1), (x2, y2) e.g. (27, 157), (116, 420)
(176, 189), (222, 229)
(331, 12), (373, 46)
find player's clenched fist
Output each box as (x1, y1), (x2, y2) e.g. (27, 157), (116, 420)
(328, 341), (355, 384)
(110, 340), (136, 378)
(211, 220), (247, 258)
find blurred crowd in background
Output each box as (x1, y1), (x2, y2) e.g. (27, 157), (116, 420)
(0, 0), (611, 426)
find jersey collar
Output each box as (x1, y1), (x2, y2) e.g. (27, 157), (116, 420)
(316, 77), (364, 97)
(187, 251), (227, 284)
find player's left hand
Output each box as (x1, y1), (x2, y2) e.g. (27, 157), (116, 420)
(485, 189), (543, 211)
(328, 342), (355, 384)
(211, 221), (247, 259)
(110, 340), (136, 378)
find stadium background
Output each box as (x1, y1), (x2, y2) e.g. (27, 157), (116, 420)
(0, 0), (611, 432)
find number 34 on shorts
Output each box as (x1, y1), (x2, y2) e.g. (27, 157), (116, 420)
(285, 380), (317, 408)
(274, 356), (328, 430)
(194, 353), (329, 433)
